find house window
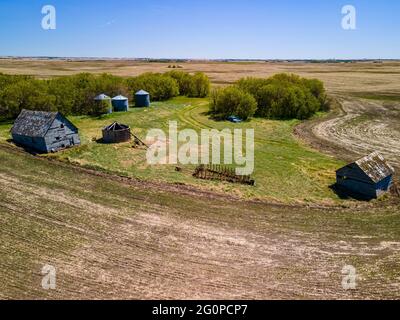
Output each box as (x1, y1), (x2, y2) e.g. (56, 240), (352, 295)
(60, 124), (65, 129)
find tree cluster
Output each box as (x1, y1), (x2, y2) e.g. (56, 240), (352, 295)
(210, 73), (328, 120)
(0, 71), (211, 119)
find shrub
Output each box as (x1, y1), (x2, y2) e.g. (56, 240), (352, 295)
(165, 70), (192, 96)
(0, 71), (211, 120)
(0, 72), (130, 118)
(210, 86), (257, 120)
(126, 73), (179, 101)
(228, 73), (328, 120)
(237, 77), (270, 98)
(0, 78), (56, 118)
(187, 72), (210, 98)
(166, 71), (210, 97)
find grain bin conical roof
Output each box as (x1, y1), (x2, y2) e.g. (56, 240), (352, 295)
(94, 94), (111, 100)
(135, 90), (149, 95)
(112, 95), (128, 100)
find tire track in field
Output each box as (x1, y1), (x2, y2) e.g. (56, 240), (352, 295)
(1, 146), (400, 299)
(303, 97), (400, 168)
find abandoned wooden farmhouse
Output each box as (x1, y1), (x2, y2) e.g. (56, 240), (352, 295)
(336, 152), (395, 199)
(11, 109), (81, 153)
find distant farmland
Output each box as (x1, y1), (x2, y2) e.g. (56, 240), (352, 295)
(1, 59), (400, 95)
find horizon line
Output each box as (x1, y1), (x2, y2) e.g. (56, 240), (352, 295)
(1, 55), (400, 62)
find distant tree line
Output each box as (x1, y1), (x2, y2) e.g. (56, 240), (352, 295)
(0, 71), (210, 119)
(210, 73), (328, 120)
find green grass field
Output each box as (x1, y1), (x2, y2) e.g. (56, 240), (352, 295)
(0, 97), (345, 204)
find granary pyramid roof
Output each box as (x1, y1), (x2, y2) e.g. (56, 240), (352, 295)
(103, 122), (130, 131)
(354, 152), (395, 183)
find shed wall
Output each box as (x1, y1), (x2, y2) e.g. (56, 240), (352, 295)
(12, 134), (47, 153)
(336, 176), (378, 198)
(43, 116), (80, 152)
(102, 129), (131, 143)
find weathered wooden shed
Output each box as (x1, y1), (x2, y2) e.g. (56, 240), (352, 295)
(11, 109), (81, 153)
(102, 122), (131, 143)
(336, 152), (395, 199)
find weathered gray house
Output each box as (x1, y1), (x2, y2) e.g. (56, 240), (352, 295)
(336, 152), (395, 199)
(11, 109), (80, 153)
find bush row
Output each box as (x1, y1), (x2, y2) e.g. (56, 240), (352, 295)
(0, 71), (210, 119)
(209, 73), (328, 120)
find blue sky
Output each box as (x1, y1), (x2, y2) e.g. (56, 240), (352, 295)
(0, 0), (399, 59)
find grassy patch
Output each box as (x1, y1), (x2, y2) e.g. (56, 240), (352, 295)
(0, 97), (344, 204)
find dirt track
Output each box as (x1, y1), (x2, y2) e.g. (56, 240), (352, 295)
(296, 97), (400, 170)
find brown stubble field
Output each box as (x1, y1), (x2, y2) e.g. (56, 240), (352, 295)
(1, 145), (400, 299)
(1, 58), (400, 95)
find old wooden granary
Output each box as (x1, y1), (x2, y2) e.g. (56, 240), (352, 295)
(11, 109), (81, 153)
(102, 122), (131, 143)
(336, 152), (395, 199)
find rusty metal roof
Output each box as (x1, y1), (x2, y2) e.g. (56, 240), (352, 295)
(11, 109), (58, 138)
(354, 152), (395, 183)
(103, 122), (130, 131)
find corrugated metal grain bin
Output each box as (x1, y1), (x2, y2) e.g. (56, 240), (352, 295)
(135, 90), (150, 107)
(112, 95), (129, 112)
(94, 94), (113, 114)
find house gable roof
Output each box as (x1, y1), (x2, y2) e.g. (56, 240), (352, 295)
(11, 110), (58, 138)
(11, 110), (78, 138)
(337, 152), (395, 183)
(54, 113), (79, 133)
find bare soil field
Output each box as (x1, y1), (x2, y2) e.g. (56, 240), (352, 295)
(1, 145), (400, 300)
(296, 97), (400, 171)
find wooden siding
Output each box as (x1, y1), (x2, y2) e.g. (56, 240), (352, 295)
(12, 134), (47, 153)
(43, 115), (80, 152)
(336, 172), (393, 199)
(336, 163), (373, 183)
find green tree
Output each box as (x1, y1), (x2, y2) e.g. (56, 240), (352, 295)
(210, 86), (257, 120)
(187, 72), (210, 97)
